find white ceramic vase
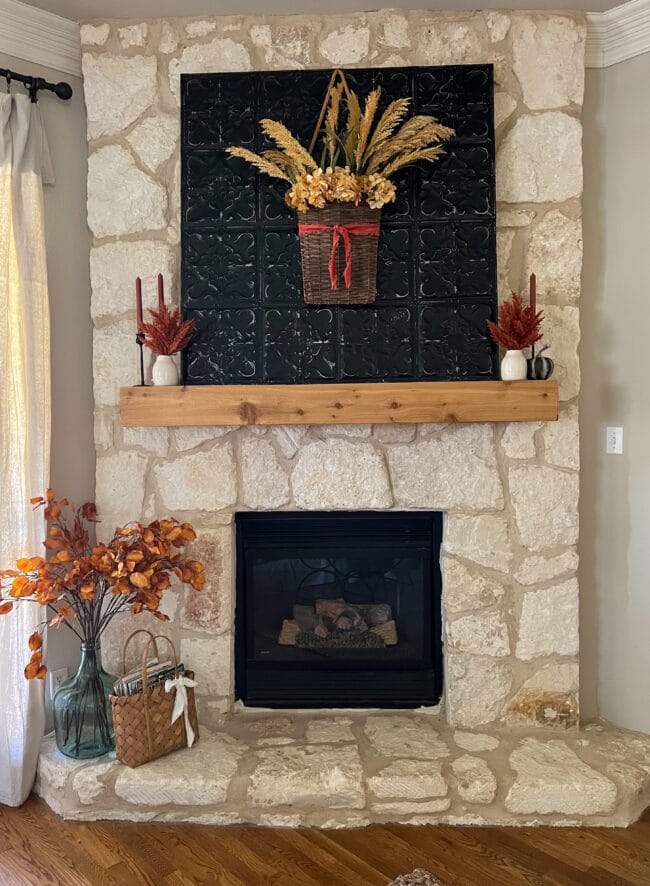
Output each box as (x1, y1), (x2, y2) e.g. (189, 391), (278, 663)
(500, 349), (527, 381)
(152, 354), (179, 386)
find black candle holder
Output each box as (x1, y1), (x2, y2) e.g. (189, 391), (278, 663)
(135, 332), (146, 386)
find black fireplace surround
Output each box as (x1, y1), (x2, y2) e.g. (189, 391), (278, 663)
(235, 511), (443, 708)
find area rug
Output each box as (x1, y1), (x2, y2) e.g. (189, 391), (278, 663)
(388, 870), (443, 886)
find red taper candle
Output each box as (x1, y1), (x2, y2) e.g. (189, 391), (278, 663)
(530, 272), (536, 314)
(157, 273), (165, 312)
(135, 277), (144, 333)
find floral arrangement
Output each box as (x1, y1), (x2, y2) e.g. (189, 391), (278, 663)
(0, 491), (205, 679)
(142, 303), (195, 356)
(135, 274), (195, 357)
(226, 74), (454, 212)
(487, 292), (544, 351)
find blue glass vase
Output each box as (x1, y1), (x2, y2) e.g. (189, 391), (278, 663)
(53, 643), (115, 759)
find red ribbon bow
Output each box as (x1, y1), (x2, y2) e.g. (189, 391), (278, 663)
(298, 222), (380, 290)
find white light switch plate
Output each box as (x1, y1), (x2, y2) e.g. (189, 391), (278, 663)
(606, 426), (623, 454)
(48, 667), (68, 696)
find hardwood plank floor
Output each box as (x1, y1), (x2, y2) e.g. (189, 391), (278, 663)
(0, 797), (649, 886)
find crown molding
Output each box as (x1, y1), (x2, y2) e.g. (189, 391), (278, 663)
(0, 0), (81, 79)
(587, 0), (650, 68)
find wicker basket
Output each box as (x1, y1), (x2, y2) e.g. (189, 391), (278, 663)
(110, 630), (199, 768)
(298, 203), (381, 305)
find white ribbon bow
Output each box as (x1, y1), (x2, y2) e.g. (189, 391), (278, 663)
(165, 675), (198, 748)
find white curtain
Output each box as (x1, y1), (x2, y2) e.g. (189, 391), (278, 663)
(0, 92), (53, 806)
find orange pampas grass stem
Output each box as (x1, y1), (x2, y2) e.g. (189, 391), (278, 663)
(487, 292), (543, 351)
(142, 304), (195, 356)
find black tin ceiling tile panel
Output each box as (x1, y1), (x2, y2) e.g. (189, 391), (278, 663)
(181, 65), (498, 385)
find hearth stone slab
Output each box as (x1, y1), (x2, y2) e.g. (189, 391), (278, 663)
(35, 713), (650, 828)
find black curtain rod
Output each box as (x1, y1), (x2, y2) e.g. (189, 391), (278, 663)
(0, 67), (72, 102)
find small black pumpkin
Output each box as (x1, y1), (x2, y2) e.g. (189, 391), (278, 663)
(527, 344), (554, 380)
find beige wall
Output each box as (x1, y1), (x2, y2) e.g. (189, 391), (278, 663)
(0, 53), (93, 693)
(581, 55), (650, 732)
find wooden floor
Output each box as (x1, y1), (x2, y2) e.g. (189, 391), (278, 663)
(1, 797), (650, 886)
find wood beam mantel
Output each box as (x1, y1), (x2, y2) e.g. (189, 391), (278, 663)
(120, 380), (558, 427)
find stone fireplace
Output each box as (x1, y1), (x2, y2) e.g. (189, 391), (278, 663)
(37, 7), (650, 831)
(85, 6), (585, 733)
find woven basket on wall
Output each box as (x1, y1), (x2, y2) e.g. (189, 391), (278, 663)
(298, 203), (381, 305)
(110, 630), (199, 769)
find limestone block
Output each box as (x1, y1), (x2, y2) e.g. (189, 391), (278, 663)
(154, 444), (237, 511)
(305, 719), (355, 744)
(90, 240), (175, 321)
(388, 425), (502, 510)
(543, 404), (579, 470)
(368, 759), (447, 800)
(364, 716), (450, 760)
(80, 23), (110, 46)
(271, 426), (309, 458)
(319, 424), (372, 439)
(446, 609), (510, 657)
(497, 229), (515, 301)
(182, 526), (233, 633)
(83, 55), (157, 139)
(451, 755), (497, 804)
(416, 20), (487, 65)
(127, 115), (178, 174)
(241, 436), (290, 509)
(446, 654), (512, 727)
(373, 425), (416, 444)
(511, 16), (584, 110)
(443, 514), (512, 571)
(494, 93), (517, 128)
(88, 146), (167, 238)
(484, 11), (511, 43)
(118, 24), (148, 48)
(249, 745), (365, 808)
(258, 737), (295, 747)
(454, 731), (500, 752)
(114, 732), (245, 805)
(320, 24), (370, 65)
(370, 799), (450, 815)
(515, 549), (578, 586)
(500, 422), (541, 459)
(249, 717), (294, 737)
(527, 211), (582, 306)
(540, 305), (580, 401)
(496, 113), (582, 204)
(522, 662), (579, 693)
(96, 449), (148, 528)
(259, 813), (303, 827)
(379, 12), (409, 48)
(181, 633), (232, 698)
(169, 39), (252, 96)
(509, 464), (579, 551)
(173, 426), (232, 451)
(498, 210), (535, 228)
(442, 558), (507, 614)
(159, 22), (178, 54)
(122, 426), (169, 457)
(250, 22), (316, 67)
(506, 739), (617, 814)
(94, 411), (114, 451)
(516, 580), (579, 660)
(292, 439), (392, 510)
(73, 761), (117, 804)
(186, 20), (216, 37)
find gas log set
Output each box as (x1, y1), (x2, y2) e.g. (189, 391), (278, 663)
(277, 598), (398, 649)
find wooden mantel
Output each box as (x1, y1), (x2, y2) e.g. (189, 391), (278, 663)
(120, 380), (558, 427)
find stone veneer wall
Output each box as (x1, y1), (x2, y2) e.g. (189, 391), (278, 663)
(83, 9), (584, 730)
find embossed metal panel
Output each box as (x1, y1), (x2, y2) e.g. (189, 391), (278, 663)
(181, 66), (497, 384)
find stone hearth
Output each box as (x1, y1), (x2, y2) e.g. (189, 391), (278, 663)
(36, 712), (650, 827)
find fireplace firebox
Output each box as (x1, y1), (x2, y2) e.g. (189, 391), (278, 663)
(235, 511), (443, 708)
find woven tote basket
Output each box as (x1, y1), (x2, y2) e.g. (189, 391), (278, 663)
(298, 203), (381, 305)
(110, 630), (199, 768)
